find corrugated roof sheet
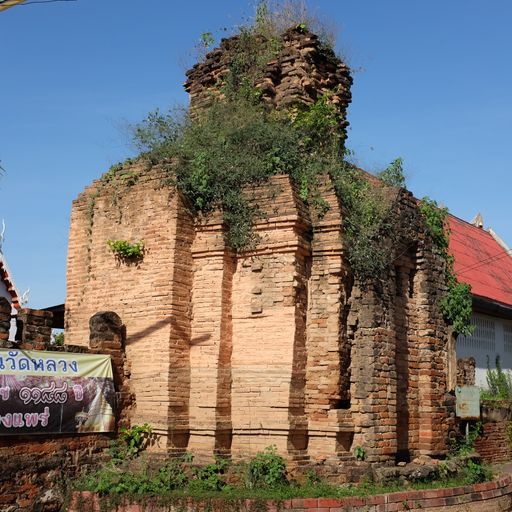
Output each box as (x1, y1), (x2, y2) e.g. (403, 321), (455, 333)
(449, 215), (512, 307)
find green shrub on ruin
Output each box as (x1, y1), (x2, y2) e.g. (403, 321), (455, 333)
(332, 159), (406, 282)
(133, 92), (406, 273)
(419, 198), (474, 336)
(252, 0), (336, 47)
(129, 0), (409, 281)
(245, 445), (288, 489)
(109, 423), (153, 462)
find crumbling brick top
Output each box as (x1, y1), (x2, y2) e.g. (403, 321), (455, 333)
(184, 27), (352, 141)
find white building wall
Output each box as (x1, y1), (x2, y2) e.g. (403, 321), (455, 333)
(457, 312), (512, 387)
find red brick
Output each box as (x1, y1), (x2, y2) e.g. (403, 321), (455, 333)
(317, 498), (343, 507)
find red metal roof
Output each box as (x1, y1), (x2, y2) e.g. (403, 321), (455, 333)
(449, 215), (512, 307)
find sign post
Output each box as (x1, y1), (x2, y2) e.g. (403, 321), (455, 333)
(455, 386), (480, 420)
(455, 385), (480, 443)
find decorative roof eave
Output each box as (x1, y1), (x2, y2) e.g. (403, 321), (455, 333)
(489, 228), (512, 254)
(0, 0), (26, 12)
(0, 252), (21, 309)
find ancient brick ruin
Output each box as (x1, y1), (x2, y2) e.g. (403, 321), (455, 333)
(65, 28), (454, 478)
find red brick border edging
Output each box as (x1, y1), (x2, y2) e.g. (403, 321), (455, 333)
(69, 474), (512, 511)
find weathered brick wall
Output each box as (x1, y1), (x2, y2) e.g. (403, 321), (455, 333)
(345, 192), (451, 464)
(15, 308), (53, 348)
(0, 435), (109, 512)
(305, 179), (348, 462)
(475, 420), (512, 463)
(457, 357), (476, 386)
(65, 167), (452, 477)
(228, 176), (311, 459)
(66, 167), (195, 448)
(475, 401), (512, 463)
(188, 208), (233, 457)
(0, 300), (131, 512)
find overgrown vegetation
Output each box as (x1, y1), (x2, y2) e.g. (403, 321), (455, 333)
(463, 458), (493, 484)
(76, 425), (491, 503)
(442, 422), (492, 485)
(52, 332), (64, 346)
(449, 422), (482, 457)
(245, 445), (287, 488)
(130, 0), (407, 264)
(419, 198), (474, 336)
(333, 158), (407, 281)
(75, 420), (491, 506)
(107, 239), (144, 261)
(252, 0), (336, 48)
(134, 90), (406, 282)
(128, 0), (471, 338)
(75, 443), (493, 508)
(135, 98), (409, 273)
(438, 456), (491, 486)
(481, 355), (512, 401)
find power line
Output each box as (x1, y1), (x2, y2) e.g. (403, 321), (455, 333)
(457, 249), (512, 275)
(455, 241), (512, 273)
(447, 230), (512, 275)
(18, 0), (77, 5)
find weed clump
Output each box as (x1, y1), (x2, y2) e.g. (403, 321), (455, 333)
(481, 355), (512, 401)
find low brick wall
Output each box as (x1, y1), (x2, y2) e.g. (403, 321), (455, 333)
(475, 400), (512, 464)
(69, 475), (512, 512)
(0, 435), (111, 511)
(475, 421), (512, 464)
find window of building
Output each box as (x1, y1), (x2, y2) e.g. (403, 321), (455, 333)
(458, 316), (496, 353)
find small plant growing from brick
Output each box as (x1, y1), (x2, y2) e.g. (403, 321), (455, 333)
(107, 239), (144, 262)
(354, 445), (366, 461)
(109, 423), (153, 461)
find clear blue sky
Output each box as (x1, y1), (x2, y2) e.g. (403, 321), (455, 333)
(1, 0), (511, 309)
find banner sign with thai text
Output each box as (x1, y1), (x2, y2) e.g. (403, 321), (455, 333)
(0, 349), (115, 434)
